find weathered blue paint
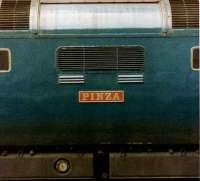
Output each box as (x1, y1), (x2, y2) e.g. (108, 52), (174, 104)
(0, 30), (198, 145)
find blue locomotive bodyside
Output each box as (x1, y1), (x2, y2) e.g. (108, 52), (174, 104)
(0, 0), (199, 179)
(0, 30), (198, 145)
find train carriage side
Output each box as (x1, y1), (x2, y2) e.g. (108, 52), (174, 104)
(0, 0), (199, 180)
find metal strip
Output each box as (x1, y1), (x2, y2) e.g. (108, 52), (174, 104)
(58, 74), (85, 84)
(164, 0), (172, 29)
(118, 81), (144, 83)
(159, 0), (172, 31)
(30, 0), (40, 32)
(118, 74), (144, 83)
(118, 75), (144, 78)
(40, 0), (160, 3)
(59, 75), (84, 78)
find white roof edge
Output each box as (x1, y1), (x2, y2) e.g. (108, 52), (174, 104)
(40, 0), (160, 3)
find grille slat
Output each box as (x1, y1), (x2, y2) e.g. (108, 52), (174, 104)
(0, 0), (31, 30)
(118, 74), (144, 83)
(57, 46), (144, 72)
(170, 0), (199, 28)
(58, 74), (85, 84)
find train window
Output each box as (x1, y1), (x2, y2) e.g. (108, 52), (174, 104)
(191, 47), (199, 71)
(0, 49), (11, 73)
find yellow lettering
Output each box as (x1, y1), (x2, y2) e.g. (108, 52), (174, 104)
(82, 92), (89, 101)
(96, 93), (104, 101)
(105, 92), (112, 101)
(113, 93), (120, 101)
(90, 93), (95, 101)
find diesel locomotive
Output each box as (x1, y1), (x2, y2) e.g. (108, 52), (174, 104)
(0, 0), (199, 180)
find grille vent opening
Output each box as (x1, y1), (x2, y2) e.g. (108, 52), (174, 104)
(57, 46), (144, 72)
(57, 46), (144, 84)
(0, 0), (31, 30)
(169, 0), (199, 28)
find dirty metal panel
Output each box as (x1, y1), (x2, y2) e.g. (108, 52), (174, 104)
(110, 152), (199, 178)
(0, 153), (93, 179)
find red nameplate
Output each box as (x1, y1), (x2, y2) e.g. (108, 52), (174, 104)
(79, 91), (124, 103)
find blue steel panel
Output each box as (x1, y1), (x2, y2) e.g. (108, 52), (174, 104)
(0, 34), (198, 145)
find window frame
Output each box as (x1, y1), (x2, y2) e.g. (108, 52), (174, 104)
(0, 48), (12, 73)
(191, 46), (199, 71)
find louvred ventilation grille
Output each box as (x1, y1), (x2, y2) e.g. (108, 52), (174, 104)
(57, 46), (144, 72)
(0, 0), (31, 30)
(169, 0), (199, 28)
